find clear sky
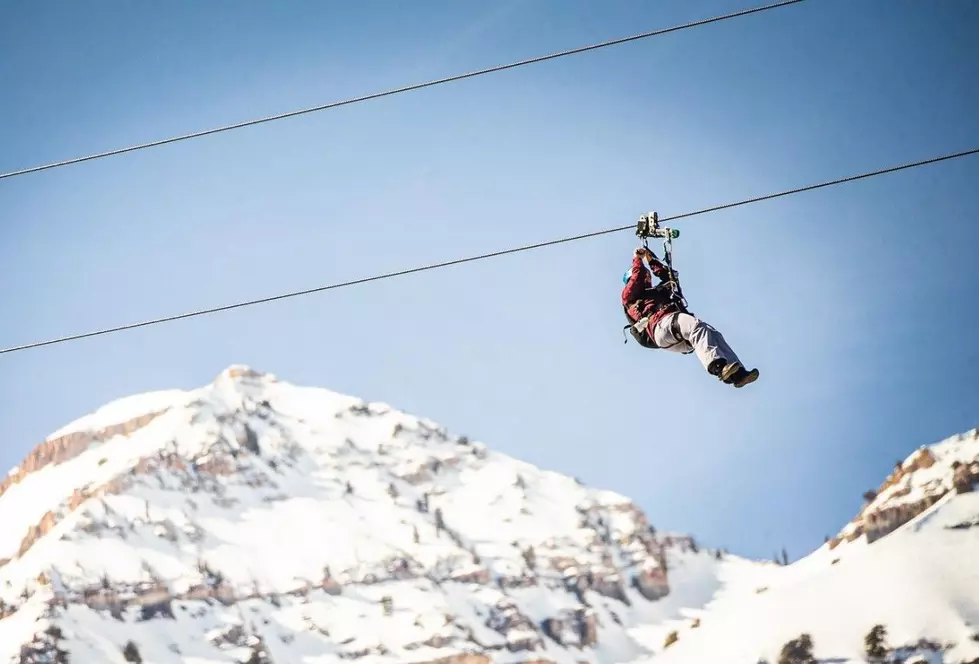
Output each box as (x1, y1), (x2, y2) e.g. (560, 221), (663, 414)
(1, 0), (977, 563)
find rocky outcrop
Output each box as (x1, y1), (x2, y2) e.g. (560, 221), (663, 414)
(6, 474), (136, 566)
(570, 496), (672, 599)
(16, 624), (70, 664)
(497, 573), (538, 589)
(485, 597), (544, 652)
(833, 433), (979, 547)
(0, 408), (168, 503)
(450, 566), (491, 585)
(411, 655), (490, 664)
(404, 634), (456, 651)
(223, 365), (272, 382)
(589, 574), (630, 605)
(860, 453), (979, 544)
(864, 493), (946, 544)
(542, 608), (599, 648)
(953, 460), (979, 493)
(632, 566), (670, 601)
(4, 434), (279, 566)
(16, 511), (58, 558)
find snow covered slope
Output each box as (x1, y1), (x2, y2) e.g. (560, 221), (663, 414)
(0, 365), (743, 664)
(4, 365), (976, 664)
(639, 427), (979, 664)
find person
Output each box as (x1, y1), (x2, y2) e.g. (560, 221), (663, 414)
(622, 246), (759, 388)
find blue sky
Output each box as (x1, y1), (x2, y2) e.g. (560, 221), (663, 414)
(1, 0), (977, 562)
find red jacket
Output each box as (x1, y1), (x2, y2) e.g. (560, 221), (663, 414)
(621, 255), (677, 331)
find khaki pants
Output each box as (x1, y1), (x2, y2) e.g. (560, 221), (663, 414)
(651, 312), (742, 371)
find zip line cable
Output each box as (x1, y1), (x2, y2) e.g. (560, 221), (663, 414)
(2, 145), (976, 357)
(0, 0), (807, 181)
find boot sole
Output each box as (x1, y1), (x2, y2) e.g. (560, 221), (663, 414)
(734, 369), (759, 388)
(720, 362), (742, 382)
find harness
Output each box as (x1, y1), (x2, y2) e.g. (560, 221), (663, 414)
(622, 211), (692, 351)
(622, 303), (686, 349)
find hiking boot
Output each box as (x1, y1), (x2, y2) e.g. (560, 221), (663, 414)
(707, 359), (728, 379)
(720, 362), (743, 383)
(728, 366), (760, 388)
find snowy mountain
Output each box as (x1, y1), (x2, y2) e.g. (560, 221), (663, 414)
(0, 365), (739, 664)
(833, 431), (979, 547)
(1, 365), (976, 664)
(641, 427), (979, 664)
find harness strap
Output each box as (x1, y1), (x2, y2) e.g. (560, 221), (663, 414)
(650, 311), (686, 351)
(623, 304), (688, 351)
(671, 312), (684, 342)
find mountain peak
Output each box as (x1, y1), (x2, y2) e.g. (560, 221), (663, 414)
(214, 364), (277, 384)
(0, 368), (721, 664)
(829, 426), (979, 548)
(2, 369), (976, 664)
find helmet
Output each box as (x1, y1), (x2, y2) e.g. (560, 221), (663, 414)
(622, 268), (633, 285)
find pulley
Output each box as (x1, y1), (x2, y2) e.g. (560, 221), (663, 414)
(636, 212), (679, 243)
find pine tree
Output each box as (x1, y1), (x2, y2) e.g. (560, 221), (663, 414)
(122, 640), (143, 663)
(864, 624), (887, 661)
(434, 507), (445, 534)
(522, 545), (537, 570)
(778, 633), (814, 664)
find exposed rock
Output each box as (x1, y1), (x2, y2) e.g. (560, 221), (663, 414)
(834, 431), (979, 546)
(399, 467), (433, 485)
(953, 461), (979, 493)
(591, 574), (630, 605)
(17, 624), (70, 664)
(907, 447), (937, 472)
(411, 655), (490, 664)
(0, 409), (167, 503)
(577, 609), (599, 647)
(17, 511), (58, 558)
(485, 597), (543, 652)
(542, 608), (599, 648)
(68, 488), (90, 510)
(208, 623), (249, 649)
(223, 365), (269, 381)
(193, 449), (237, 476)
(865, 494), (944, 543)
(241, 425), (261, 456)
(450, 566), (491, 585)
(632, 566), (669, 601)
(498, 574), (538, 589)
